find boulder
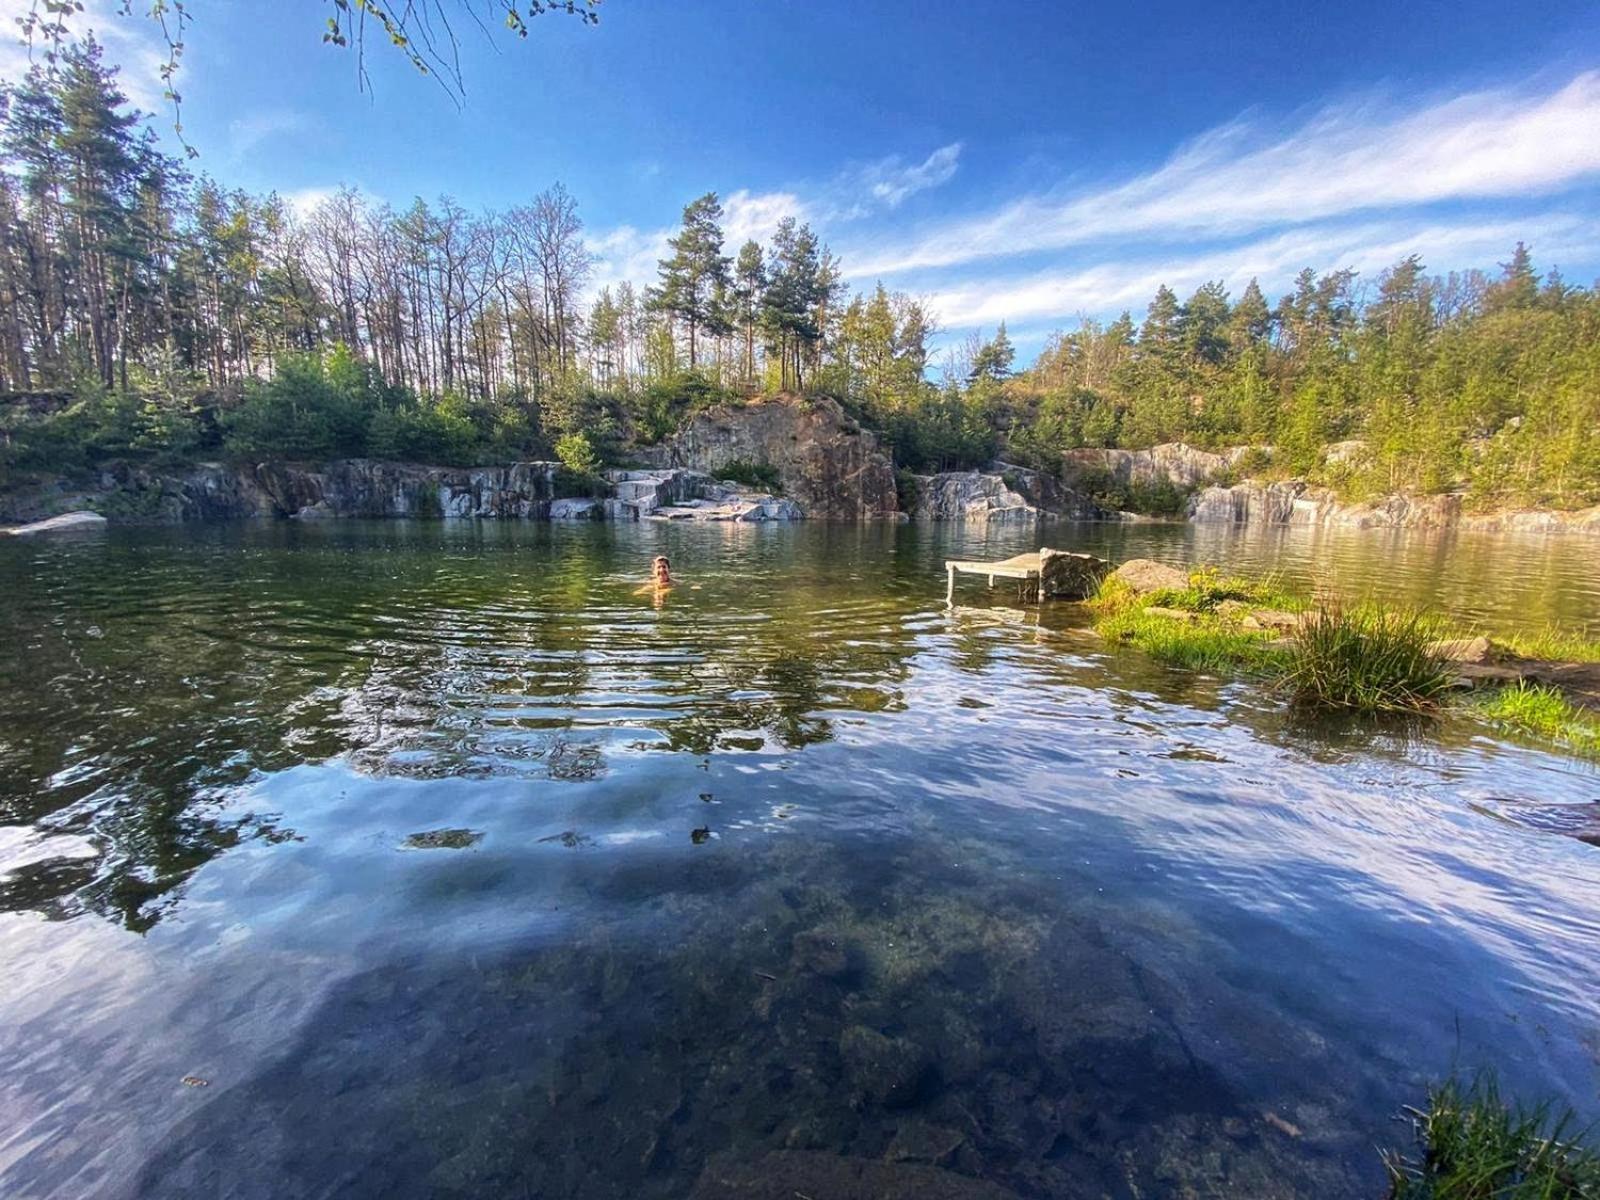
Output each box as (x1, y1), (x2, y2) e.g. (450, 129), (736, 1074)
(1038, 549), (1109, 599)
(1112, 558), (1189, 595)
(2, 510), (107, 536)
(1243, 609), (1304, 633)
(1427, 635), (1498, 664)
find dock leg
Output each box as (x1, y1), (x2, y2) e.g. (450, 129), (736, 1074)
(946, 564), (956, 606)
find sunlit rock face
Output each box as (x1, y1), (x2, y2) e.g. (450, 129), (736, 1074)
(258, 460), (561, 519)
(905, 467), (1111, 523)
(1061, 442), (1258, 492)
(646, 394), (898, 520)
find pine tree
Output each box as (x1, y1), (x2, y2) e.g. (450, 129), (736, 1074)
(653, 192), (729, 368)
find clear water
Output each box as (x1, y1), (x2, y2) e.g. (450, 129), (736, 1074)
(2, 520), (1598, 1199)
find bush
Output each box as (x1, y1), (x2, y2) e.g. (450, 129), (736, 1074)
(1383, 1075), (1600, 1198)
(555, 431), (601, 477)
(1283, 604), (1452, 713)
(713, 459), (782, 493)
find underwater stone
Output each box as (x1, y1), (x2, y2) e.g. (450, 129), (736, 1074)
(790, 928), (852, 979)
(840, 1026), (932, 1109)
(689, 1150), (1023, 1200)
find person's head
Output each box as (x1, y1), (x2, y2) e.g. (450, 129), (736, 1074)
(652, 555), (672, 584)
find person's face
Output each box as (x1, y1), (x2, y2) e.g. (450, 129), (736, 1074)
(653, 560), (670, 582)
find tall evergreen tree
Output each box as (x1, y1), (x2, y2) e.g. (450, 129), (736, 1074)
(653, 192), (729, 368)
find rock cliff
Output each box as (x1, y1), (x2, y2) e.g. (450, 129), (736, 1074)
(1060, 443), (1258, 491)
(645, 394), (898, 520)
(905, 467), (1112, 523)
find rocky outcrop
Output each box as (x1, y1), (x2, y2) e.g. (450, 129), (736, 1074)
(646, 394), (897, 520)
(1061, 442), (1259, 491)
(0, 459), (564, 523)
(906, 467), (1112, 522)
(1188, 481), (1468, 531)
(2, 511), (107, 536)
(255, 459), (560, 519)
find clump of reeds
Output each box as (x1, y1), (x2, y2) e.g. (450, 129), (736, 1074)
(1282, 603), (1453, 714)
(1383, 1075), (1600, 1199)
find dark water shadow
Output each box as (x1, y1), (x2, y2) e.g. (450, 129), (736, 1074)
(130, 834), (1379, 1200)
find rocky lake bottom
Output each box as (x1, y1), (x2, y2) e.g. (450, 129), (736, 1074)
(2, 519), (1599, 1198)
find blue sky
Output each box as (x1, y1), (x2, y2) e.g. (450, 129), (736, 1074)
(6, 0), (1600, 358)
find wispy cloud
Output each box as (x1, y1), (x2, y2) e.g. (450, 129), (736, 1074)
(920, 213), (1598, 331)
(836, 142), (963, 217)
(0, 0), (172, 113)
(228, 109), (313, 160)
(848, 72), (1600, 277)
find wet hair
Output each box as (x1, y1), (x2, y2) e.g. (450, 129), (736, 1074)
(653, 556), (670, 567)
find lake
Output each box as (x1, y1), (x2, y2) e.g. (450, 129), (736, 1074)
(2, 519), (1598, 1199)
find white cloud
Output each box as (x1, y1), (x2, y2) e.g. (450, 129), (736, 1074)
(919, 213), (1597, 331)
(849, 142), (963, 212)
(586, 223), (670, 294)
(0, 0), (173, 114)
(720, 188), (808, 246)
(228, 109), (312, 159)
(849, 72), (1600, 276)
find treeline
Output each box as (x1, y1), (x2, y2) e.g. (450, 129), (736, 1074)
(2, 38), (1597, 511)
(990, 252), (1600, 508)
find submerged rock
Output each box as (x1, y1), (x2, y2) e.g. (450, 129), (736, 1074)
(689, 1151), (1023, 1200)
(1112, 559), (1190, 595)
(2, 511), (107, 536)
(840, 1026), (933, 1108)
(402, 828), (483, 850)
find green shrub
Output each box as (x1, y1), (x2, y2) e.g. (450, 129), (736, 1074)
(555, 431), (601, 477)
(713, 459), (782, 493)
(1283, 604), (1452, 713)
(1383, 1075), (1600, 1198)
(894, 467), (923, 513)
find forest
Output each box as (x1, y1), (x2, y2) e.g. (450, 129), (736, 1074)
(2, 40), (1597, 510)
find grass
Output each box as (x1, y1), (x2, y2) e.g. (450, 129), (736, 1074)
(1089, 564), (1305, 619)
(1089, 563), (1600, 751)
(1095, 606), (1288, 672)
(1496, 625), (1600, 665)
(1383, 1075), (1600, 1199)
(1282, 604), (1454, 715)
(1474, 684), (1600, 758)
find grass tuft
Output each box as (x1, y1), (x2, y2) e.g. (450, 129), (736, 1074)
(1383, 1075), (1600, 1199)
(1096, 607), (1286, 672)
(1475, 684), (1600, 757)
(1282, 604), (1453, 714)
(1495, 625), (1600, 665)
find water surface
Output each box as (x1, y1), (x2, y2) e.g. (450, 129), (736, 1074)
(2, 520), (1598, 1199)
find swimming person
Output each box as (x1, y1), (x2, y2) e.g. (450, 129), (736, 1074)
(634, 555), (674, 600)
